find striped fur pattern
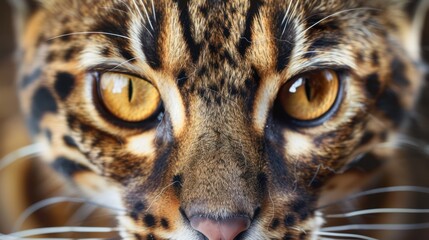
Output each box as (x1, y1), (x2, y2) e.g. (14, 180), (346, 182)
(17, 0), (426, 239)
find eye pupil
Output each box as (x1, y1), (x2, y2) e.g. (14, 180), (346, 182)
(128, 78), (133, 102)
(304, 79), (313, 102)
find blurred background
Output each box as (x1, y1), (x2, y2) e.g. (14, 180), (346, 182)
(0, 1), (428, 239)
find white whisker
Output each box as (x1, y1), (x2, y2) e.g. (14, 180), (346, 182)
(298, 8), (380, 39)
(326, 208), (429, 218)
(0, 143), (43, 171)
(321, 222), (429, 232)
(315, 231), (377, 240)
(151, 0), (157, 22)
(139, 0), (154, 31)
(318, 186), (429, 209)
(13, 197), (126, 231)
(6, 226), (124, 238)
(107, 57), (143, 72)
(145, 181), (178, 212)
(49, 32), (133, 41)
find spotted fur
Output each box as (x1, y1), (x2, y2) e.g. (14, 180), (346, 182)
(15, 0), (427, 239)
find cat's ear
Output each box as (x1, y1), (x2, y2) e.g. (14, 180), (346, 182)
(401, 0), (429, 60)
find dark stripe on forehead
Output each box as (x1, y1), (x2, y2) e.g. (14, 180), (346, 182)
(174, 0), (201, 62)
(275, 10), (296, 72)
(92, 4), (135, 62)
(141, 6), (162, 69)
(304, 37), (339, 59)
(237, 0), (263, 56)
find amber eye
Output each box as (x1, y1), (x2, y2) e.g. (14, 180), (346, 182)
(97, 73), (161, 122)
(278, 69), (340, 122)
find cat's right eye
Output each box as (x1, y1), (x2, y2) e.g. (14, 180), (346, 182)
(96, 73), (161, 123)
(276, 69), (342, 126)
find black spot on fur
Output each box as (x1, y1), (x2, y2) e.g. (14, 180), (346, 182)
(173, 174), (183, 190)
(365, 73), (381, 97)
(54, 72), (76, 100)
(101, 47), (111, 57)
(160, 218), (169, 229)
(305, 37), (339, 58)
(270, 218), (280, 229)
(223, 50), (237, 67)
(63, 46), (81, 61)
(391, 58), (410, 87)
(46, 52), (57, 63)
(52, 157), (90, 177)
(356, 52), (364, 63)
(63, 135), (78, 149)
(29, 87), (58, 133)
(143, 214), (156, 227)
(284, 214), (296, 226)
(237, 0), (263, 56)
(371, 51), (379, 66)
(129, 201), (146, 220)
(21, 68), (42, 89)
(376, 88), (404, 126)
(275, 12), (296, 71)
(223, 26), (231, 38)
(283, 234), (293, 240)
(199, 6), (208, 17)
(257, 173), (267, 195)
(174, 0), (201, 62)
(177, 70), (188, 88)
(197, 66), (208, 77)
(359, 131), (375, 146)
(146, 234), (156, 240)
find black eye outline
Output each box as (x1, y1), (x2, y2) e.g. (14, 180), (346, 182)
(92, 72), (164, 130)
(273, 69), (346, 128)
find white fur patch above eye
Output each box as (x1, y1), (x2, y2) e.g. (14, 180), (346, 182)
(126, 130), (157, 156)
(283, 131), (313, 158)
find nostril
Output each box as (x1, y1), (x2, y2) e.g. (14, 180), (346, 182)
(190, 216), (250, 240)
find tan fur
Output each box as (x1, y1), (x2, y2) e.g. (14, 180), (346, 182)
(11, 0), (428, 239)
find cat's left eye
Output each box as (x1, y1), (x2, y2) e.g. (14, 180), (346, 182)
(96, 73), (161, 123)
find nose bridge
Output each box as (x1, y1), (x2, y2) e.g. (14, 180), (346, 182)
(179, 111), (262, 218)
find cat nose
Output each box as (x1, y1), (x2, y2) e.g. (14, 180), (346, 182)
(190, 216), (250, 240)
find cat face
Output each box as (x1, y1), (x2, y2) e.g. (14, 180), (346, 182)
(17, 0), (426, 239)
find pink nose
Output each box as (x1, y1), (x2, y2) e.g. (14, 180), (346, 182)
(190, 216), (250, 240)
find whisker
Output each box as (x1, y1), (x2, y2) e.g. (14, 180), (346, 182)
(151, 0), (157, 22)
(298, 8), (381, 39)
(326, 208), (429, 218)
(13, 197), (126, 231)
(145, 181), (178, 212)
(315, 231), (377, 240)
(48, 32), (133, 41)
(0, 143), (43, 171)
(66, 203), (99, 226)
(321, 222), (429, 232)
(318, 186), (429, 210)
(6, 226), (124, 238)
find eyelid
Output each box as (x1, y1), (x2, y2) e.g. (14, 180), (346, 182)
(88, 63), (152, 84)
